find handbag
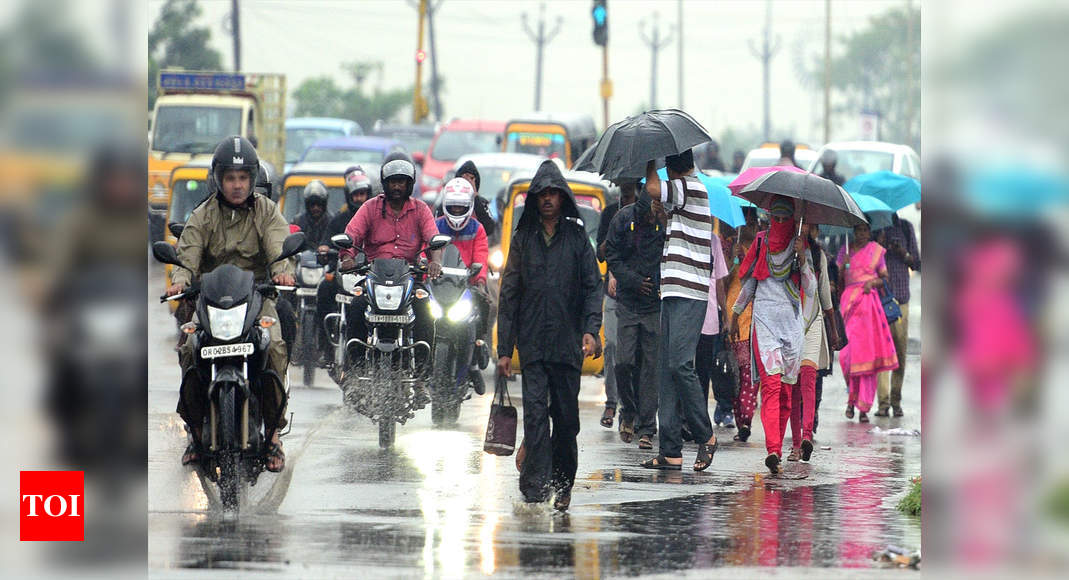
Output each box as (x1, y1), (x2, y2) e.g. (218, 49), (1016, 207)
(880, 283), (902, 325)
(483, 374), (517, 456)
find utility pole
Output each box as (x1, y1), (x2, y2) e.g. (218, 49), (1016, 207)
(230, 0), (241, 71)
(639, 13), (673, 110)
(677, 0), (683, 109)
(426, 0), (443, 121)
(824, 0), (831, 143)
(592, 1), (611, 130)
(522, 3), (563, 112)
(413, 0), (428, 123)
(905, 0), (914, 147)
(749, 0), (780, 141)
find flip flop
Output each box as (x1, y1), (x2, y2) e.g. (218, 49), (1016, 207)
(600, 407), (616, 429)
(640, 455), (682, 471)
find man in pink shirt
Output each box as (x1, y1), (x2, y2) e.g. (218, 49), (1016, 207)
(339, 153), (443, 367)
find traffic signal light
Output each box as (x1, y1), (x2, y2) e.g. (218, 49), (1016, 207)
(416, 49), (427, 64)
(592, 0), (607, 46)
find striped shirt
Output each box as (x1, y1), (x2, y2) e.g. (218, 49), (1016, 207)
(658, 175), (713, 301)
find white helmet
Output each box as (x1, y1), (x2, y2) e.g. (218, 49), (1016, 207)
(441, 177), (476, 231)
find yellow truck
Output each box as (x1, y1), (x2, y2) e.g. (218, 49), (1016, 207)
(147, 70), (285, 237)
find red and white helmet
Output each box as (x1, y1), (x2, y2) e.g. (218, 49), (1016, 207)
(441, 177), (476, 231)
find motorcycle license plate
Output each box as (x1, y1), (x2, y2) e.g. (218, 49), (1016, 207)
(200, 343), (255, 358)
(335, 294), (353, 304)
(296, 288), (318, 297)
(367, 313), (412, 324)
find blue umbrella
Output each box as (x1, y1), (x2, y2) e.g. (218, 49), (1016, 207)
(843, 171), (920, 212)
(656, 167), (746, 227)
(964, 168), (1069, 218)
(819, 192), (894, 237)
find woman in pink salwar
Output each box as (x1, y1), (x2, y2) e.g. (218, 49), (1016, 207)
(836, 222), (898, 422)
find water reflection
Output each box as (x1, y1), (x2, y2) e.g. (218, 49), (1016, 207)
(176, 516), (289, 569)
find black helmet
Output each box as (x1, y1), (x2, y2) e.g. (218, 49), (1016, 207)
(303, 180), (328, 210)
(380, 151), (416, 198)
(254, 160), (275, 198)
(210, 136), (259, 193)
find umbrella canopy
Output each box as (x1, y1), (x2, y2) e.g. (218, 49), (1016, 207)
(575, 109), (711, 180)
(734, 170), (867, 227)
(819, 193), (894, 236)
(655, 167), (745, 228)
(727, 165), (808, 194)
(843, 170), (921, 212)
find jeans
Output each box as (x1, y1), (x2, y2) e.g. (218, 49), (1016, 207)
(877, 302), (909, 410)
(602, 296), (618, 408)
(615, 307), (659, 437)
(656, 297), (714, 458)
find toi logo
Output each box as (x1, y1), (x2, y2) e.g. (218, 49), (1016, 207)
(20, 471), (84, 541)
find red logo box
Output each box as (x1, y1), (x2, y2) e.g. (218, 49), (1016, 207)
(20, 471), (84, 541)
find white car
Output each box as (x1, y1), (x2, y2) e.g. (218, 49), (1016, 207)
(740, 146), (819, 172)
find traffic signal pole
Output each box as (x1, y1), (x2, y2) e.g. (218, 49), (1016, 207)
(593, 1), (611, 129)
(413, 0), (428, 123)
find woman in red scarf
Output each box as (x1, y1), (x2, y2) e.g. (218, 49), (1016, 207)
(726, 196), (816, 474)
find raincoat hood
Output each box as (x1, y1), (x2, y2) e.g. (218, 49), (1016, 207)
(456, 160), (481, 191)
(519, 160), (581, 229)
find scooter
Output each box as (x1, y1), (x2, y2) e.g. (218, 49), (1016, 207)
(293, 249), (327, 386)
(152, 233), (304, 512)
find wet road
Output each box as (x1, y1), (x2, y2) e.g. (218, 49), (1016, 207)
(148, 263), (921, 578)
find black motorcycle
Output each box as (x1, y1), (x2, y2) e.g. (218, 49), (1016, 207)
(328, 233), (450, 448)
(293, 249), (327, 386)
(426, 244), (487, 426)
(152, 233), (304, 511)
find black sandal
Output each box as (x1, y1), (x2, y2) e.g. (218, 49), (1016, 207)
(600, 406), (616, 428)
(265, 442), (285, 473)
(640, 455), (682, 471)
(694, 440), (718, 471)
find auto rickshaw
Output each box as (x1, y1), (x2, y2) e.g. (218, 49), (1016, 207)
(160, 160), (212, 311)
(278, 161), (383, 222)
(491, 167), (618, 375)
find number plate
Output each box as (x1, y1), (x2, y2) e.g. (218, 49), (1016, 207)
(366, 313), (413, 324)
(335, 293), (354, 304)
(200, 343), (255, 359)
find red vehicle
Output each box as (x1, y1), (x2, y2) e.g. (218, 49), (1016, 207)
(419, 119), (505, 202)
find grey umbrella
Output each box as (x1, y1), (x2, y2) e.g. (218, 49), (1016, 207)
(576, 109), (712, 180)
(735, 170), (867, 230)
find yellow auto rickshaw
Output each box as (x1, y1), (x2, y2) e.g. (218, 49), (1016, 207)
(279, 161), (383, 222)
(160, 160), (212, 311)
(492, 167), (618, 375)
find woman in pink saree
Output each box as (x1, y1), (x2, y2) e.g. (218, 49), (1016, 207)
(836, 222), (898, 422)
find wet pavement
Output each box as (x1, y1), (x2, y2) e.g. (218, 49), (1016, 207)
(148, 263), (921, 578)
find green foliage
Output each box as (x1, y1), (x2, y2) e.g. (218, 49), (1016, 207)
(1045, 479), (1069, 526)
(291, 62), (417, 131)
(897, 479), (921, 516)
(828, 6), (920, 149)
(147, 0), (224, 109)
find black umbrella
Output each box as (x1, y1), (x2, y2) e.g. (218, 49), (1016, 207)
(734, 170), (867, 230)
(576, 109), (712, 179)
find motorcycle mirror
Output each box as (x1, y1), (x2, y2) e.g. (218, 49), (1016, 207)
(151, 241), (186, 268)
(331, 233), (353, 249)
(167, 222), (185, 239)
(468, 262), (484, 277)
(427, 234), (451, 251)
(274, 232), (306, 263)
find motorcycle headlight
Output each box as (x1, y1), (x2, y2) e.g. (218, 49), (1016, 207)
(489, 249), (504, 270)
(207, 304), (248, 341)
(446, 298), (473, 322)
(373, 284), (404, 311)
(341, 273), (361, 294)
(301, 267), (324, 286)
(429, 299), (443, 319)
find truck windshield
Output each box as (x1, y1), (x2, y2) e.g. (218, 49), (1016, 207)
(152, 106), (242, 154)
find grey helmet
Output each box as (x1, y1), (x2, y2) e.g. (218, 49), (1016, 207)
(380, 151), (416, 198)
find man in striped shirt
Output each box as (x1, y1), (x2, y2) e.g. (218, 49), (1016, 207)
(638, 150), (719, 472)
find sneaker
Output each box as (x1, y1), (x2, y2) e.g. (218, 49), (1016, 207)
(721, 412), (736, 429)
(712, 406), (724, 426)
(787, 448), (801, 462)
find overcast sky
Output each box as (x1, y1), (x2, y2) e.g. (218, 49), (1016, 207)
(147, 0), (912, 148)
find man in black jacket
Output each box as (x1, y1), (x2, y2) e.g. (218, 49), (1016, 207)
(456, 160), (499, 243)
(604, 187), (665, 449)
(497, 160), (602, 511)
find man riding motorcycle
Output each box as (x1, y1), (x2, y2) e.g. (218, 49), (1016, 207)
(329, 165), (372, 236)
(435, 178), (492, 367)
(166, 136), (296, 473)
(340, 151), (443, 367)
(293, 180), (334, 251)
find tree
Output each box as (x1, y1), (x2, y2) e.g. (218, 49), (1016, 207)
(826, 6), (920, 149)
(147, 0), (223, 109)
(291, 61), (423, 130)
